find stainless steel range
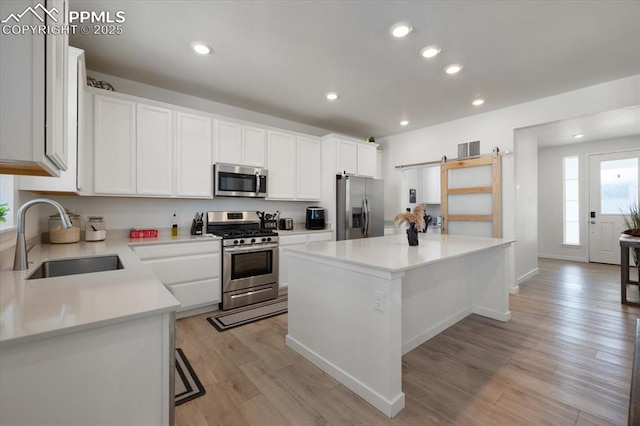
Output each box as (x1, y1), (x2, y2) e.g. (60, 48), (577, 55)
(206, 211), (279, 310)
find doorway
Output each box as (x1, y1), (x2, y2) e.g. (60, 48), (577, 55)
(588, 150), (639, 264)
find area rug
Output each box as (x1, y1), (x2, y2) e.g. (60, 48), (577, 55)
(175, 348), (205, 406)
(207, 298), (287, 331)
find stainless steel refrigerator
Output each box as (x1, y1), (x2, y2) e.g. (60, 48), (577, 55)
(336, 175), (384, 240)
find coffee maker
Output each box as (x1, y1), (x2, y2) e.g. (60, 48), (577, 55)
(305, 207), (326, 230)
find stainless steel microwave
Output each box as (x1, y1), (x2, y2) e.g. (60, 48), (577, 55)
(214, 164), (267, 198)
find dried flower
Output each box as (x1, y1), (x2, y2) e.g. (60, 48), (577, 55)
(394, 205), (425, 231)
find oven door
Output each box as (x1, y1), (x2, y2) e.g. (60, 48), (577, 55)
(223, 243), (279, 292)
(214, 164), (267, 198)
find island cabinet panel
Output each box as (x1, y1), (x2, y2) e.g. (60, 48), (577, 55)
(136, 104), (173, 196)
(176, 112), (213, 198)
(267, 130), (296, 199)
(93, 96), (137, 194)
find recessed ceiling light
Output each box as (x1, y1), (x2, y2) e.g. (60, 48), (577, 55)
(326, 92), (338, 101)
(445, 64), (463, 74)
(420, 45), (441, 58)
(400, 120), (409, 126)
(390, 22), (412, 38)
(191, 42), (211, 55)
(472, 98), (485, 106)
(573, 133), (584, 139)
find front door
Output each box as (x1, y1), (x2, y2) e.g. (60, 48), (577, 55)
(588, 150), (639, 264)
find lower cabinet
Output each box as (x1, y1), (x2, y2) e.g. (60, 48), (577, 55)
(279, 232), (333, 289)
(133, 240), (221, 317)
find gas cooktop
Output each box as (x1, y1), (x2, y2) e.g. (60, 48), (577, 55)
(206, 211), (279, 247)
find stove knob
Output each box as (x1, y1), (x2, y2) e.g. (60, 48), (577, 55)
(261, 238), (267, 242)
(240, 239), (245, 244)
(233, 240), (239, 245)
(251, 238), (256, 243)
(266, 237), (272, 242)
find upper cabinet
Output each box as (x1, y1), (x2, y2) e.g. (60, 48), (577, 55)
(266, 131), (321, 201)
(323, 134), (379, 179)
(19, 47), (86, 193)
(176, 112), (213, 197)
(92, 91), (213, 199)
(0, 0), (69, 176)
(216, 120), (265, 167)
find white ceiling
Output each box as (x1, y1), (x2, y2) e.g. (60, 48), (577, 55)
(69, 1), (640, 139)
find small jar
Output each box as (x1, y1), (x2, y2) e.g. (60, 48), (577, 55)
(85, 216), (107, 242)
(49, 213), (81, 244)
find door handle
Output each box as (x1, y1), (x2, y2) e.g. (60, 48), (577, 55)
(590, 220), (596, 224)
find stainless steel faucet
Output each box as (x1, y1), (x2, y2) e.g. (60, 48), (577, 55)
(13, 198), (71, 270)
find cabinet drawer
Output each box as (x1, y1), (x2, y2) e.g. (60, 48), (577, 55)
(307, 232), (333, 243)
(143, 253), (220, 284)
(280, 234), (308, 246)
(169, 278), (221, 310)
(132, 240), (220, 260)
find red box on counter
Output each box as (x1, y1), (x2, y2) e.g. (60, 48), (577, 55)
(129, 228), (159, 239)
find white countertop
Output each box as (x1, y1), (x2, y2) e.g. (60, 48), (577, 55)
(285, 232), (514, 273)
(0, 234), (219, 347)
(275, 223), (333, 236)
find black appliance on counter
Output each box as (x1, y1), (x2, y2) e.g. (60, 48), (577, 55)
(206, 211), (279, 310)
(306, 207), (326, 230)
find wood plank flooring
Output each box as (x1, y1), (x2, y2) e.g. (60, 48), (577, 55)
(175, 259), (640, 425)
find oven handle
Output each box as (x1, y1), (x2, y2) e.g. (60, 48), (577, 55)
(224, 243), (279, 253)
(230, 287), (273, 299)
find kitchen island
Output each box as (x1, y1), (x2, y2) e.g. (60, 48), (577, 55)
(285, 232), (514, 417)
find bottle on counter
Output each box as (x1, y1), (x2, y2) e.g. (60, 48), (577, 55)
(171, 211), (178, 237)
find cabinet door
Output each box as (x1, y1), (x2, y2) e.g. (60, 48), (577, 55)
(44, 0), (69, 171)
(176, 112), (213, 198)
(136, 104), (173, 196)
(94, 96), (136, 194)
(337, 139), (357, 175)
(267, 131), (296, 199)
(242, 125), (266, 167)
(296, 136), (321, 200)
(357, 144), (377, 178)
(216, 120), (242, 164)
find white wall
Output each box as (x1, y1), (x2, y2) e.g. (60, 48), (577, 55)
(86, 70), (334, 137)
(514, 131), (538, 284)
(538, 135), (640, 262)
(379, 74), (640, 290)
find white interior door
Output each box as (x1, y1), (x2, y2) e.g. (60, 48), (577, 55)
(588, 150), (639, 264)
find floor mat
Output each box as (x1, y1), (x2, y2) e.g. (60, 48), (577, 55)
(207, 299), (287, 331)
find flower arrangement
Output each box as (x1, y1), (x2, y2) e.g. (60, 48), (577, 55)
(394, 205), (426, 231)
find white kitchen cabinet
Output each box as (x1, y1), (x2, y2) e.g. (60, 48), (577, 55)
(421, 165), (441, 204)
(279, 232), (333, 290)
(216, 120), (242, 164)
(267, 130), (296, 199)
(176, 112), (213, 198)
(19, 47), (85, 193)
(216, 121), (266, 167)
(242, 125), (266, 167)
(136, 104), (173, 196)
(357, 143), (377, 178)
(93, 95), (137, 194)
(133, 240), (221, 317)
(296, 135), (322, 200)
(0, 0), (69, 176)
(337, 139), (358, 175)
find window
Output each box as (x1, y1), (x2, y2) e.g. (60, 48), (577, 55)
(0, 175), (15, 230)
(563, 156), (579, 245)
(600, 158), (638, 214)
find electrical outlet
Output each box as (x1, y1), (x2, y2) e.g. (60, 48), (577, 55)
(374, 291), (384, 312)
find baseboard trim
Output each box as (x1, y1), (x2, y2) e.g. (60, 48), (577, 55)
(517, 267), (540, 285)
(402, 307), (472, 355)
(473, 306), (511, 322)
(286, 335), (405, 418)
(538, 254), (588, 262)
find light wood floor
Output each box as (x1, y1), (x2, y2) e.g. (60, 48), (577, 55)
(175, 259), (640, 425)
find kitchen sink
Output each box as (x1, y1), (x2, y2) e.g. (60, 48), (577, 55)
(27, 255), (124, 280)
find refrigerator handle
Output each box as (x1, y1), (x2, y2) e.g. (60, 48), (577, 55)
(364, 198), (370, 236)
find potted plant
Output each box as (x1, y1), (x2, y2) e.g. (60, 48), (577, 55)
(394, 205), (426, 246)
(366, 136), (376, 143)
(0, 203), (8, 224)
